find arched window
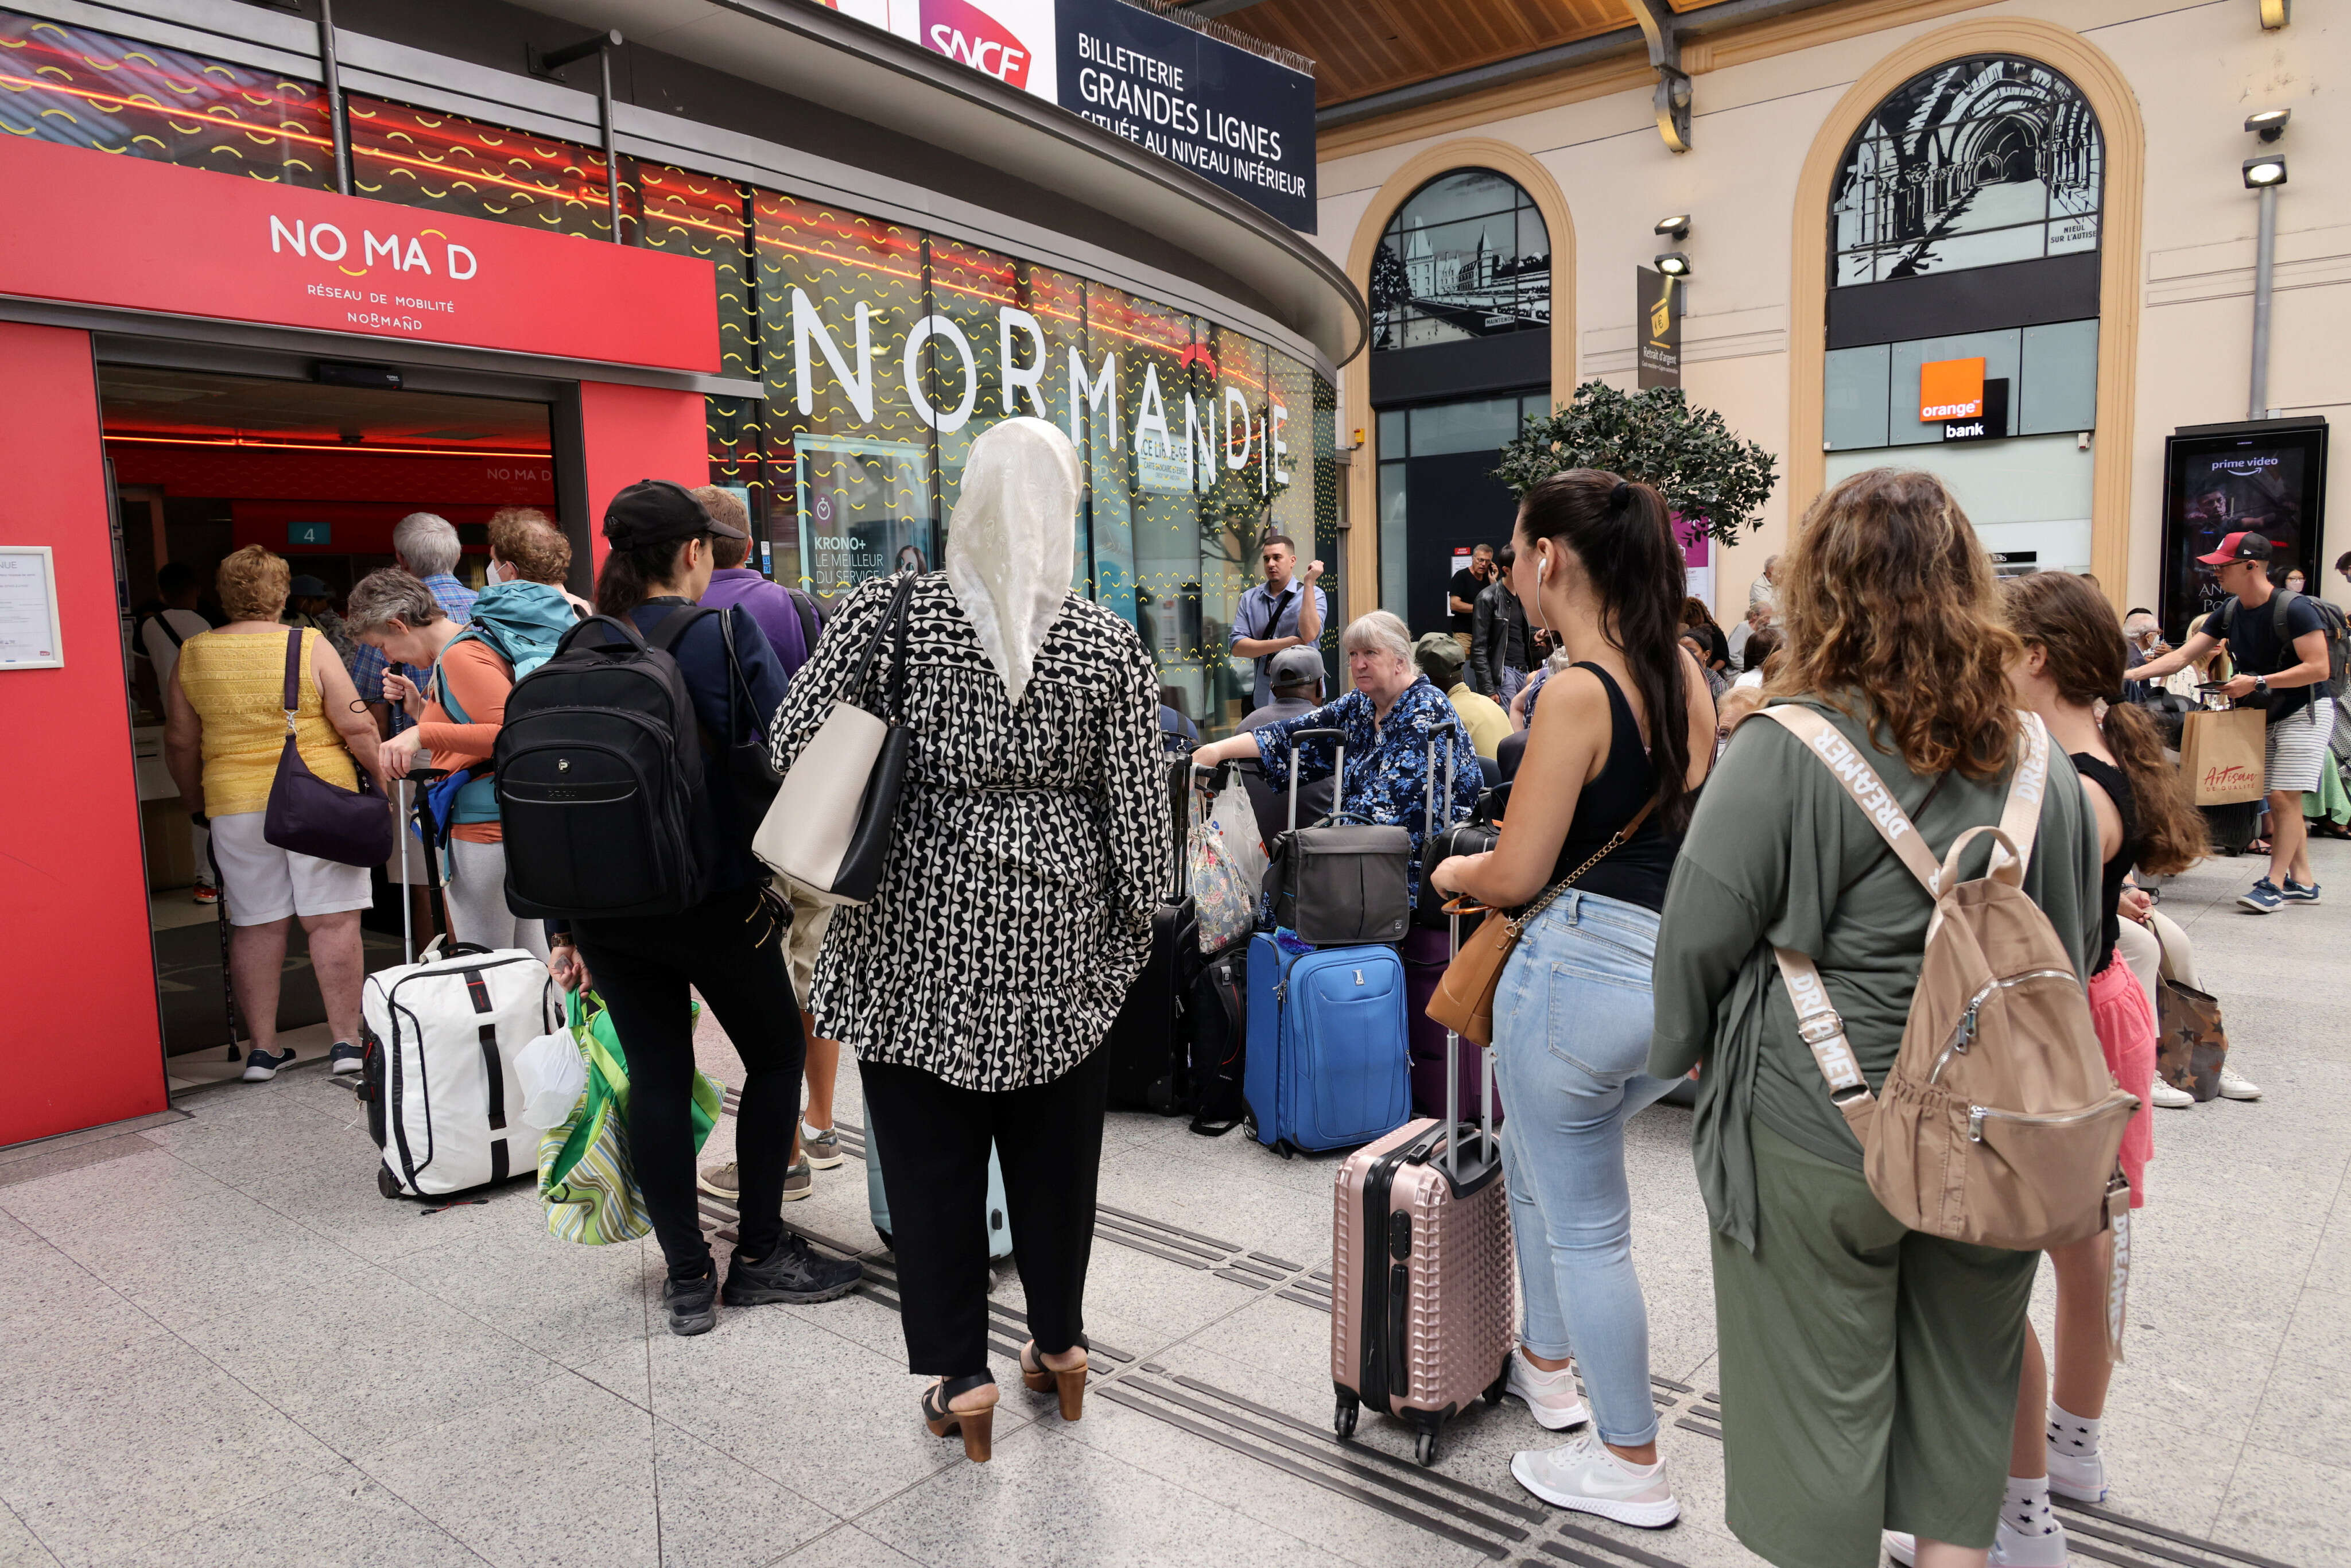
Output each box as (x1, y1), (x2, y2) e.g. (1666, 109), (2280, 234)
(1831, 56), (2102, 285)
(1370, 169), (1550, 352)
(1821, 55), (2105, 576)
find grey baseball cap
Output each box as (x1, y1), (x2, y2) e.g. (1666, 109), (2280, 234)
(1268, 645), (1324, 686)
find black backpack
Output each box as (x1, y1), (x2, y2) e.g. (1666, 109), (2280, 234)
(495, 610), (713, 919)
(2216, 589), (2350, 699)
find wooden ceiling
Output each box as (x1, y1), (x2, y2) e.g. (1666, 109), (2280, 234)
(1219, 0), (1737, 108)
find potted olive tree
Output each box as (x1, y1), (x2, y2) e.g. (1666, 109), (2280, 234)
(1495, 382), (1777, 546)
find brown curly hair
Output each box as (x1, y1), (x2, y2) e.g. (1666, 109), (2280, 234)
(1772, 468), (2020, 779)
(2002, 572), (2206, 875)
(215, 544), (290, 622)
(486, 507), (571, 585)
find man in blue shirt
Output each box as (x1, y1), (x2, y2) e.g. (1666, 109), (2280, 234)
(1228, 533), (1326, 710)
(352, 511), (476, 739)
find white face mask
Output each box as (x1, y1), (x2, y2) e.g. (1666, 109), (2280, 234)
(487, 560), (511, 585)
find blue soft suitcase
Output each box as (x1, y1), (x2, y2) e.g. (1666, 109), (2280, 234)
(1244, 930), (1411, 1155)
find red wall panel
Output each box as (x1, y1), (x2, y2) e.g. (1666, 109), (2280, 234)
(110, 443), (555, 507)
(0, 324), (170, 1144)
(578, 381), (712, 575)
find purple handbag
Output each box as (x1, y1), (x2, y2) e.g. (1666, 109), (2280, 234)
(261, 629), (393, 867)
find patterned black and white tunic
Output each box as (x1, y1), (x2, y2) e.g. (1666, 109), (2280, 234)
(767, 573), (1166, 1092)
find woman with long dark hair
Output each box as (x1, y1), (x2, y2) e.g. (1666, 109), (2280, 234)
(1650, 469), (2104, 1568)
(1428, 470), (1713, 1528)
(1921, 572), (2203, 1568)
(548, 480), (862, 1336)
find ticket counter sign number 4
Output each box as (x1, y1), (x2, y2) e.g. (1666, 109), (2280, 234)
(829, 0), (1316, 231)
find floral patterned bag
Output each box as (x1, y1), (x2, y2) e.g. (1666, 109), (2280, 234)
(1186, 785), (1255, 953)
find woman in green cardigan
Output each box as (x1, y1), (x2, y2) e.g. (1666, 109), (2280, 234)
(1648, 468), (2104, 1568)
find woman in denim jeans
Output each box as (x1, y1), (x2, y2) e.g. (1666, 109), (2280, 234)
(1430, 469), (1714, 1529)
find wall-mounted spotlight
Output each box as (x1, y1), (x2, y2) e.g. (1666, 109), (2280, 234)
(1654, 251), (1692, 278)
(2245, 108), (2291, 142)
(1654, 215), (1692, 242)
(2243, 154), (2288, 189)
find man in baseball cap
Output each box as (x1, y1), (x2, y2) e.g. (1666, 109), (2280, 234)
(2131, 526), (2333, 942)
(1413, 631), (1510, 760)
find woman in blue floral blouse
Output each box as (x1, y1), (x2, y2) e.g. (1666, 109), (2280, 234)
(1192, 609), (1481, 900)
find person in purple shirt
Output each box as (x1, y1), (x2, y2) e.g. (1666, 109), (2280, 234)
(692, 486), (813, 679)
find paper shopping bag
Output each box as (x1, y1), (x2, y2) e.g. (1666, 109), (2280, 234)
(2178, 707), (2265, 805)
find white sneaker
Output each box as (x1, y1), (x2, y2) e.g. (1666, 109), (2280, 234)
(1502, 1346), (1590, 1430)
(1510, 1430), (1678, 1528)
(1884, 1531), (1917, 1566)
(2150, 1078), (2195, 1109)
(1991, 1513), (2069, 1566)
(2218, 1066), (2262, 1100)
(2047, 1439), (2107, 1502)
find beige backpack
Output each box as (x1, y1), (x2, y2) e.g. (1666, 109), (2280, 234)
(1764, 707), (2137, 1265)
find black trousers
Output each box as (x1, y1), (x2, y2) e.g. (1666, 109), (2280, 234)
(572, 884), (801, 1278)
(861, 1047), (1111, 1378)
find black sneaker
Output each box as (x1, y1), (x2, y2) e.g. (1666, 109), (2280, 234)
(722, 1236), (862, 1306)
(328, 1041), (364, 1076)
(240, 1047), (296, 1082)
(663, 1272), (718, 1336)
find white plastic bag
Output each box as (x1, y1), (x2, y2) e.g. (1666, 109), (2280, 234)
(515, 1028), (588, 1131)
(1208, 773), (1268, 894)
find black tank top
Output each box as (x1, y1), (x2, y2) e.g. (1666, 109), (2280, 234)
(2070, 751), (2139, 976)
(1548, 663), (1680, 912)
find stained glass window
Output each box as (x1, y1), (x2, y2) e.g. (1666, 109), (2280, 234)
(1831, 55), (2102, 286)
(1369, 169), (1550, 352)
(0, 12), (329, 186)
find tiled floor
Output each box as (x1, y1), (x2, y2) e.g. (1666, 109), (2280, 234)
(4, 843), (2344, 1568)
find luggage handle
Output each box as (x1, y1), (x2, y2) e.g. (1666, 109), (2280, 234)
(1285, 727), (1345, 832)
(1423, 716), (1461, 851)
(1444, 895), (1495, 1187)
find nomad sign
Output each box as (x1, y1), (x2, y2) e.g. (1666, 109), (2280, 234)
(0, 137), (720, 372)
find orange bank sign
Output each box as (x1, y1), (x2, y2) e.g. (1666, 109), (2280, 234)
(0, 137), (719, 373)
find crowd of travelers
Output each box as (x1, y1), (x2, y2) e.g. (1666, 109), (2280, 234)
(137, 425), (2317, 1567)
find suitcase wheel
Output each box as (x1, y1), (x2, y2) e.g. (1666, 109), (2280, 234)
(1483, 1361), (1510, 1406)
(1333, 1394), (1358, 1440)
(1415, 1430), (1438, 1467)
(376, 1165), (404, 1200)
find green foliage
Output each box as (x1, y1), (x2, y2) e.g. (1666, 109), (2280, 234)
(1495, 382), (1778, 546)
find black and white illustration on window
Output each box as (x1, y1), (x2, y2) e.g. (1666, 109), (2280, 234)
(1368, 169), (1551, 351)
(1831, 55), (2103, 286)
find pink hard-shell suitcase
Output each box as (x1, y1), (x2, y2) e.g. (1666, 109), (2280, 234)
(1329, 929), (1515, 1466)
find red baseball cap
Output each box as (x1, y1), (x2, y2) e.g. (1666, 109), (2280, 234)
(2196, 530), (2275, 566)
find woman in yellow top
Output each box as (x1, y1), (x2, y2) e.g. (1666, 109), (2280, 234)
(164, 546), (382, 1082)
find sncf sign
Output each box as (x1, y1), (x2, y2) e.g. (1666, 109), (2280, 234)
(921, 0), (1035, 88)
(0, 135), (719, 372)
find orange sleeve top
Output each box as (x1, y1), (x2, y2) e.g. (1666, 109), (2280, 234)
(415, 638), (511, 844)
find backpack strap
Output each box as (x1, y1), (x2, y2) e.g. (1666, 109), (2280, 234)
(787, 588), (822, 659)
(1759, 707), (1942, 891)
(641, 603), (716, 654)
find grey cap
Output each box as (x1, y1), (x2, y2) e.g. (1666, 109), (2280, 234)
(287, 574), (331, 597)
(1267, 645), (1324, 686)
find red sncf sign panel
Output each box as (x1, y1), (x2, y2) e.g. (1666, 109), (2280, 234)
(0, 137), (719, 373)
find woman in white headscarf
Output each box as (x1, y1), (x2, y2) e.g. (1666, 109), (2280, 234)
(766, 417), (1165, 1461)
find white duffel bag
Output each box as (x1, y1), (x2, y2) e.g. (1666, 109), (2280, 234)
(362, 940), (558, 1198)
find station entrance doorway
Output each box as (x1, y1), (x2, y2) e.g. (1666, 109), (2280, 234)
(102, 359), (558, 1081)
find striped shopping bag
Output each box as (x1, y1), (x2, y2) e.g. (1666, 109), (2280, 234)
(538, 989), (721, 1245)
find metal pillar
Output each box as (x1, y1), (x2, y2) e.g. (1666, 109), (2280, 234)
(316, 0), (351, 195)
(2248, 182), (2277, 421)
(532, 30), (626, 243)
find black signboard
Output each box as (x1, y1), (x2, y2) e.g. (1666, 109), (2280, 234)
(1942, 378), (2009, 443)
(1057, 0), (1316, 231)
(2160, 417), (2331, 639)
(1636, 267), (1681, 390)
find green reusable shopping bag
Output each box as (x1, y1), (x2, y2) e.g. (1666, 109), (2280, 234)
(538, 989), (721, 1245)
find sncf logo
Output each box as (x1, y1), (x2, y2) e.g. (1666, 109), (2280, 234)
(921, 0), (1031, 88)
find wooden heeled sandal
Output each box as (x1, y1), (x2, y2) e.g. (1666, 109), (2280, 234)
(922, 1373), (998, 1461)
(1021, 1338), (1089, 1422)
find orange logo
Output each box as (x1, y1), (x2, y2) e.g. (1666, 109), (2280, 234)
(1919, 357), (1985, 421)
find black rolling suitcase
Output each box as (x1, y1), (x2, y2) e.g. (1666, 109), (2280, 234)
(1104, 760), (1202, 1113)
